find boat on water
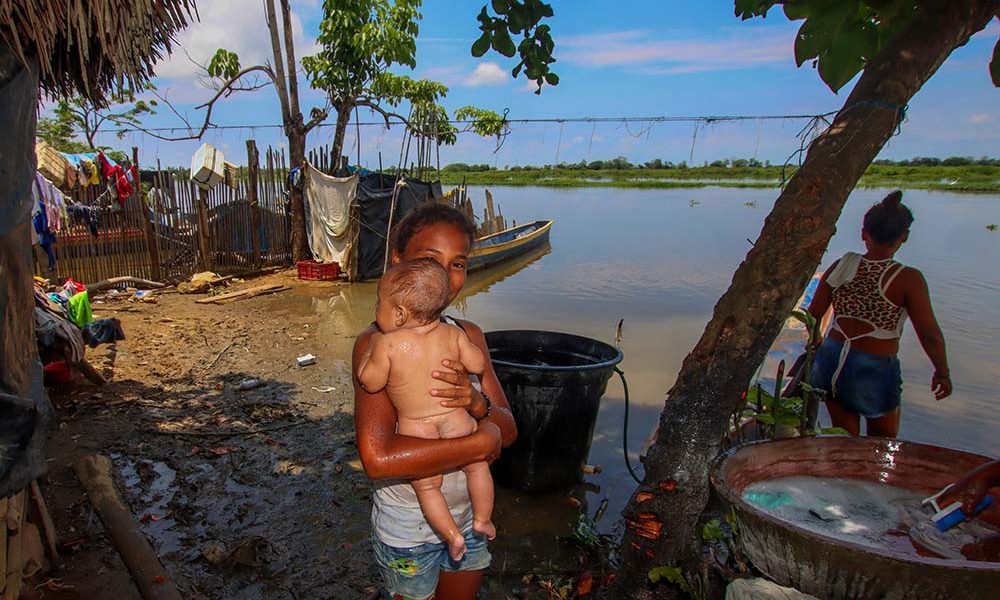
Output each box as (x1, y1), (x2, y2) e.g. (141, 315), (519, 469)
(469, 220), (553, 272)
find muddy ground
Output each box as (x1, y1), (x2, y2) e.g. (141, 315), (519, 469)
(36, 271), (602, 600)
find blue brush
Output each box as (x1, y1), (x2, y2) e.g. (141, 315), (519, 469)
(922, 485), (995, 532)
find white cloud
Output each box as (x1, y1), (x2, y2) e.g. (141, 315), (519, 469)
(464, 62), (509, 87)
(154, 0), (319, 82)
(559, 28), (793, 75)
(970, 113), (995, 124)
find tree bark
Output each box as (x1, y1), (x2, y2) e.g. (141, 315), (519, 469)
(331, 103), (353, 168)
(608, 2), (1000, 598)
(288, 127), (309, 262)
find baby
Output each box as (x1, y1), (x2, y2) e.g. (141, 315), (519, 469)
(358, 258), (496, 560)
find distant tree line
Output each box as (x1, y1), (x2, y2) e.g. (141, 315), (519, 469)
(872, 156), (1000, 167)
(433, 155), (999, 172)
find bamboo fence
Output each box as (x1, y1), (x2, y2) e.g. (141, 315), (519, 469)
(33, 141), (291, 285)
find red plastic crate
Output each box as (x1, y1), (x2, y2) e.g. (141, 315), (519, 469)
(297, 260), (341, 281)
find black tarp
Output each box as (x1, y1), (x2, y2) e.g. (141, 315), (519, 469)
(0, 46), (53, 498)
(355, 174), (442, 280)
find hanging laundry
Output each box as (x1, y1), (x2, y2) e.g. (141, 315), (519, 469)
(97, 151), (117, 179)
(31, 175), (58, 271)
(303, 164), (356, 264)
(67, 204), (100, 237)
(115, 166), (133, 202)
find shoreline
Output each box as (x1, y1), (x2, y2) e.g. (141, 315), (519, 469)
(427, 166), (1000, 193)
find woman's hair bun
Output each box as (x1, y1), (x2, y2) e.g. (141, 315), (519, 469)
(882, 190), (904, 209)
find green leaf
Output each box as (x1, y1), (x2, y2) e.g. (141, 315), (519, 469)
(820, 426), (850, 435)
(777, 414), (802, 427)
(990, 37), (1000, 88)
(783, 2), (811, 21)
(754, 414), (776, 425)
(472, 32), (491, 57)
(735, 0), (777, 20)
(544, 72), (559, 85)
(648, 566), (691, 593)
(790, 309), (816, 330)
(491, 0), (509, 15)
(818, 29), (868, 92)
(492, 29), (517, 57)
(511, 61), (524, 78)
(701, 519), (725, 542)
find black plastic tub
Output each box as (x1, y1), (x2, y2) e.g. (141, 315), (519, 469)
(485, 330), (623, 493)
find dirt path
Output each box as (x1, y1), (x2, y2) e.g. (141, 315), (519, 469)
(40, 271), (379, 599)
(36, 271), (594, 600)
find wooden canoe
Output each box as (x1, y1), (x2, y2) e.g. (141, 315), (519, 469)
(469, 220), (553, 272)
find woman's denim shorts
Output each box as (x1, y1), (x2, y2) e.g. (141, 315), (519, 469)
(371, 529), (491, 600)
(810, 337), (902, 418)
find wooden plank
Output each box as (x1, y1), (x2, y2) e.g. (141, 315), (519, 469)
(4, 490), (26, 600)
(0, 497), (6, 590)
(136, 148), (161, 282)
(194, 283), (285, 304)
(74, 455), (183, 600)
(29, 481), (60, 567)
(196, 185), (212, 272)
(214, 285), (289, 305)
(247, 140), (262, 269)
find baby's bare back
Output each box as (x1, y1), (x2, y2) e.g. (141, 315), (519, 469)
(385, 324), (463, 422)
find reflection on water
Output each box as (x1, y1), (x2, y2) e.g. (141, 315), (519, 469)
(298, 185), (1000, 542)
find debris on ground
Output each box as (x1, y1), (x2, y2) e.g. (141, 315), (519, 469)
(177, 271), (224, 294)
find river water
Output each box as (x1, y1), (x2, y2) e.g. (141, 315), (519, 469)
(319, 186), (1000, 548)
(460, 186), (999, 530)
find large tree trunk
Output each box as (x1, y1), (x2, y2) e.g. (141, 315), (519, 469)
(0, 48), (52, 497)
(608, 2), (1000, 598)
(287, 127), (309, 262)
(331, 103), (353, 169)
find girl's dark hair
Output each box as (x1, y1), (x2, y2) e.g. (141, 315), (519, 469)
(863, 190), (913, 245)
(391, 202), (476, 255)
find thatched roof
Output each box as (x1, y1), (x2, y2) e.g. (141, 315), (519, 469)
(0, 0), (197, 104)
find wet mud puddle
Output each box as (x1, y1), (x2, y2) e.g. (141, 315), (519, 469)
(744, 476), (999, 559)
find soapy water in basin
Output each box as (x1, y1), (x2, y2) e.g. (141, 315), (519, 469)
(743, 476), (999, 559)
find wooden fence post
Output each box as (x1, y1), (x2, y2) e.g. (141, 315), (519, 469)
(135, 147), (161, 282)
(196, 185), (212, 271)
(246, 140), (262, 269)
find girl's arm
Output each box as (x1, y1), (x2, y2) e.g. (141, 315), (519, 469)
(902, 268), (952, 400)
(354, 326), (502, 480)
(432, 319), (517, 448)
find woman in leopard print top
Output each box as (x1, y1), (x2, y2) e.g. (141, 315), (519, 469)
(806, 190), (951, 438)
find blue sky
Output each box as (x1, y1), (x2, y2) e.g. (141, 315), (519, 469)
(88, 1), (999, 168)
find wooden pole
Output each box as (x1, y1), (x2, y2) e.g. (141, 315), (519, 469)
(196, 185), (212, 272)
(29, 481), (59, 567)
(246, 140), (262, 269)
(74, 455), (183, 600)
(135, 147), (161, 282)
(3, 489), (26, 600)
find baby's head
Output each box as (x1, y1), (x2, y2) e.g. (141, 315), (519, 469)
(375, 258), (450, 332)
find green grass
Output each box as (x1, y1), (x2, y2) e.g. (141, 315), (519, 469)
(424, 165), (1000, 193)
